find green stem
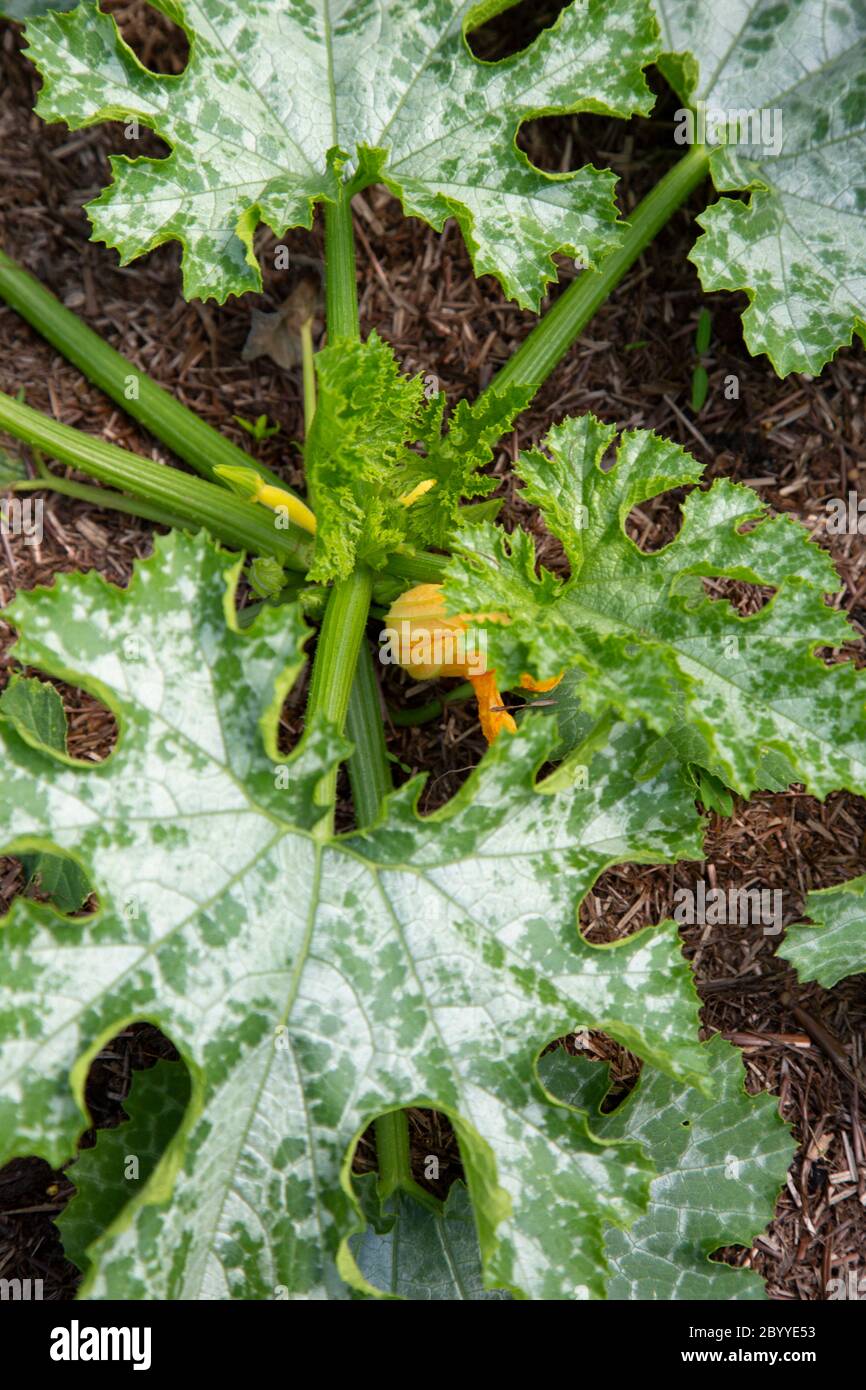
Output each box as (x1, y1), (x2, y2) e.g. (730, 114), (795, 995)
(374, 1111), (441, 1214)
(323, 191), (360, 340)
(0, 247), (288, 491)
(300, 316), (317, 427)
(304, 564), (374, 828)
(303, 192), (393, 828)
(388, 681), (474, 727)
(300, 204), (392, 827)
(0, 391), (314, 571)
(483, 145), (710, 398)
(12, 474), (191, 530)
(385, 550), (449, 585)
(345, 637), (391, 828)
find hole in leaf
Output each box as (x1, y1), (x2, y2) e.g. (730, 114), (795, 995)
(349, 1109), (511, 1298)
(1, 668), (118, 764)
(354, 1107), (463, 1202)
(542, 1030), (641, 1113)
(0, 1155), (81, 1298)
(99, 0), (190, 75)
(581, 862), (677, 944)
(0, 850), (98, 918)
(465, 0), (570, 62)
(702, 576), (775, 616)
(625, 487), (691, 553)
(0, 1023), (185, 1291)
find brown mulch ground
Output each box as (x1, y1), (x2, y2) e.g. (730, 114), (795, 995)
(1, 2), (865, 1301)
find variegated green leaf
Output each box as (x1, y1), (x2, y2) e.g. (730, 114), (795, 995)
(541, 1033), (795, 1299)
(445, 413), (866, 800)
(351, 1176), (511, 1300)
(779, 875), (866, 988)
(24, 0), (660, 306)
(655, 0), (866, 375)
(0, 530), (710, 1301)
(1, 0), (73, 17)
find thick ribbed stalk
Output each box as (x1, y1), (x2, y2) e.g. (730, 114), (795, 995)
(12, 475), (190, 530)
(304, 563), (374, 829)
(0, 391), (314, 570)
(482, 145), (710, 398)
(344, 637), (391, 828)
(0, 247), (289, 490)
(323, 191), (361, 340)
(374, 1111), (441, 1214)
(300, 197), (392, 825)
(304, 192), (392, 831)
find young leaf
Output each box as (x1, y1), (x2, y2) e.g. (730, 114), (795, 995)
(24, 0), (660, 307)
(541, 1033), (796, 1299)
(304, 333), (529, 581)
(656, 0), (866, 375)
(0, 531), (710, 1301)
(351, 1176), (510, 1301)
(445, 413), (866, 800)
(57, 1059), (192, 1277)
(779, 876), (866, 989)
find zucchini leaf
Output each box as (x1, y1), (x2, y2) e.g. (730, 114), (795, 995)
(656, 0), (866, 374)
(23, 0), (660, 306)
(0, 530), (711, 1301)
(351, 1175), (510, 1301)
(542, 1033), (795, 1299)
(445, 413), (866, 800)
(779, 875), (866, 988)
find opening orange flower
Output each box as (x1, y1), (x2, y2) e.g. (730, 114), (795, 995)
(383, 583), (561, 743)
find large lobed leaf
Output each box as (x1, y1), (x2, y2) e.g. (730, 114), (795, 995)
(656, 0), (866, 375)
(23, 0), (660, 306)
(445, 412), (866, 800)
(779, 876), (866, 989)
(0, 530), (712, 1300)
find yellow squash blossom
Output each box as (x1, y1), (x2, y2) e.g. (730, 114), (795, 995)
(384, 583), (561, 743)
(214, 464), (556, 743)
(215, 465), (317, 534)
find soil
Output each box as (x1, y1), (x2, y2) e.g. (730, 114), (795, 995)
(1, 1), (865, 1302)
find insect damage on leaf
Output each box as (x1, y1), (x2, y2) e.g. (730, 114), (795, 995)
(0, 530), (714, 1301)
(23, 0), (661, 305)
(445, 412), (866, 800)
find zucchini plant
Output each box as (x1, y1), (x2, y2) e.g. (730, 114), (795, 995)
(0, 0), (864, 1300)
